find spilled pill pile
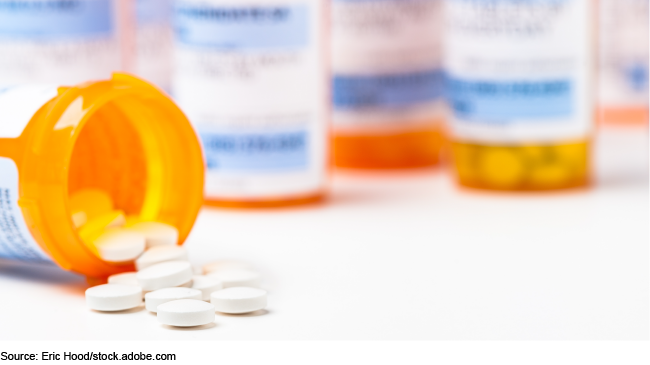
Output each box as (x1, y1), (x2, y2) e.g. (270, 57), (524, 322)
(74, 188), (268, 328)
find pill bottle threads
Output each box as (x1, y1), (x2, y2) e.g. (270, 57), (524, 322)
(172, 0), (330, 208)
(597, 0), (649, 125)
(330, 0), (445, 169)
(444, 0), (596, 191)
(0, 73), (204, 279)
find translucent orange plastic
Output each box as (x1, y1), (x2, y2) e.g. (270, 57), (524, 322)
(598, 106), (649, 125)
(333, 125), (444, 169)
(452, 141), (591, 191)
(0, 74), (204, 279)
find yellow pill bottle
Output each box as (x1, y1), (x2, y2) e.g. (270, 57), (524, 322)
(444, 0), (595, 191)
(0, 74), (204, 280)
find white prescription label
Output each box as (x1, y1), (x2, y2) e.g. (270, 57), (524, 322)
(173, 0), (328, 200)
(0, 85), (58, 138)
(135, 0), (173, 91)
(598, 0), (649, 108)
(444, 0), (594, 144)
(331, 0), (444, 133)
(0, 0), (123, 86)
(0, 158), (52, 263)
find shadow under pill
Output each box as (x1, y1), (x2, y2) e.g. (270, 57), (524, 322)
(91, 305), (145, 315)
(216, 309), (269, 317)
(161, 322), (216, 331)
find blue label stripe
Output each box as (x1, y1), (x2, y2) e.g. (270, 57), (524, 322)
(201, 130), (309, 171)
(332, 70), (444, 109)
(624, 62), (648, 92)
(0, 0), (114, 39)
(447, 76), (574, 121)
(173, 2), (310, 49)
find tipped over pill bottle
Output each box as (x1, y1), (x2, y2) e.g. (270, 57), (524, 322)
(444, 0), (595, 191)
(172, 0), (329, 208)
(598, 0), (649, 125)
(0, 0), (132, 85)
(331, 0), (445, 169)
(0, 74), (204, 280)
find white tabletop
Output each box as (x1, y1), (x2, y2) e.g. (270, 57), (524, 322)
(0, 126), (647, 340)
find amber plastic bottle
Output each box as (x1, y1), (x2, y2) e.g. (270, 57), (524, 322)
(0, 74), (204, 279)
(330, 0), (445, 169)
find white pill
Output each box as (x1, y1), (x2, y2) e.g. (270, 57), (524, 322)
(193, 265), (203, 275)
(178, 280), (193, 288)
(85, 284), (142, 311)
(136, 261), (193, 291)
(203, 260), (253, 274)
(191, 275), (223, 301)
(71, 211), (87, 228)
(145, 287), (202, 312)
(207, 269), (261, 288)
(129, 222), (179, 248)
(211, 287), (267, 314)
(107, 272), (139, 286)
(93, 229), (146, 262)
(157, 299), (215, 327)
(135, 245), (188, 271)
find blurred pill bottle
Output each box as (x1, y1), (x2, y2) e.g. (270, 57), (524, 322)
(172, 0), (329, 208)
(132, 0), (173, 91)
(330, 0), (445, 169)
(0, 0), (133, 85)
(597, 0), (649, 125)
(443, 0), (595, 191)
(0, 74), (204, 279)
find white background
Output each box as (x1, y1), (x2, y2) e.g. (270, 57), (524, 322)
(0, 126), (646, 341)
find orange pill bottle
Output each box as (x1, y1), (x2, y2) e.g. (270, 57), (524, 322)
(330, 0), (445, 169)
(444, 0), (595, 191)
(0, 74), (204, 280)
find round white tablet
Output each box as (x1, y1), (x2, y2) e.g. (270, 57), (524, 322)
(207, 269), (261, 288)
(135, 245), (188, 271)
(145, 287), (202, 312)
(203, 260), (253, 274)
(128, 222), (179, 248)
(107, 272), (139, 286)
(191, 275), (223, 301)
(157, 299), (215, 327)
(93, 229), (146, 262)
(178, 280), (193, 288)
(136, 261), (193, 291)
(85, 284), (142, 311)
(211, 287), (267, 314)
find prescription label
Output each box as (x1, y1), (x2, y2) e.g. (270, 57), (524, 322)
(0, 85), (58, 139)
(173, 0), (327, 199)
(135, 0), (173, 91)
(598, 0), (649, 108)
(331, 0), (444, 132)
(445, 0), (594, 144)
(0, 0), (122, 85)
(0, 158), (52, 263)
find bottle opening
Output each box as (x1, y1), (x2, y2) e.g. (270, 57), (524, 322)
(68, 99), (148, 216)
